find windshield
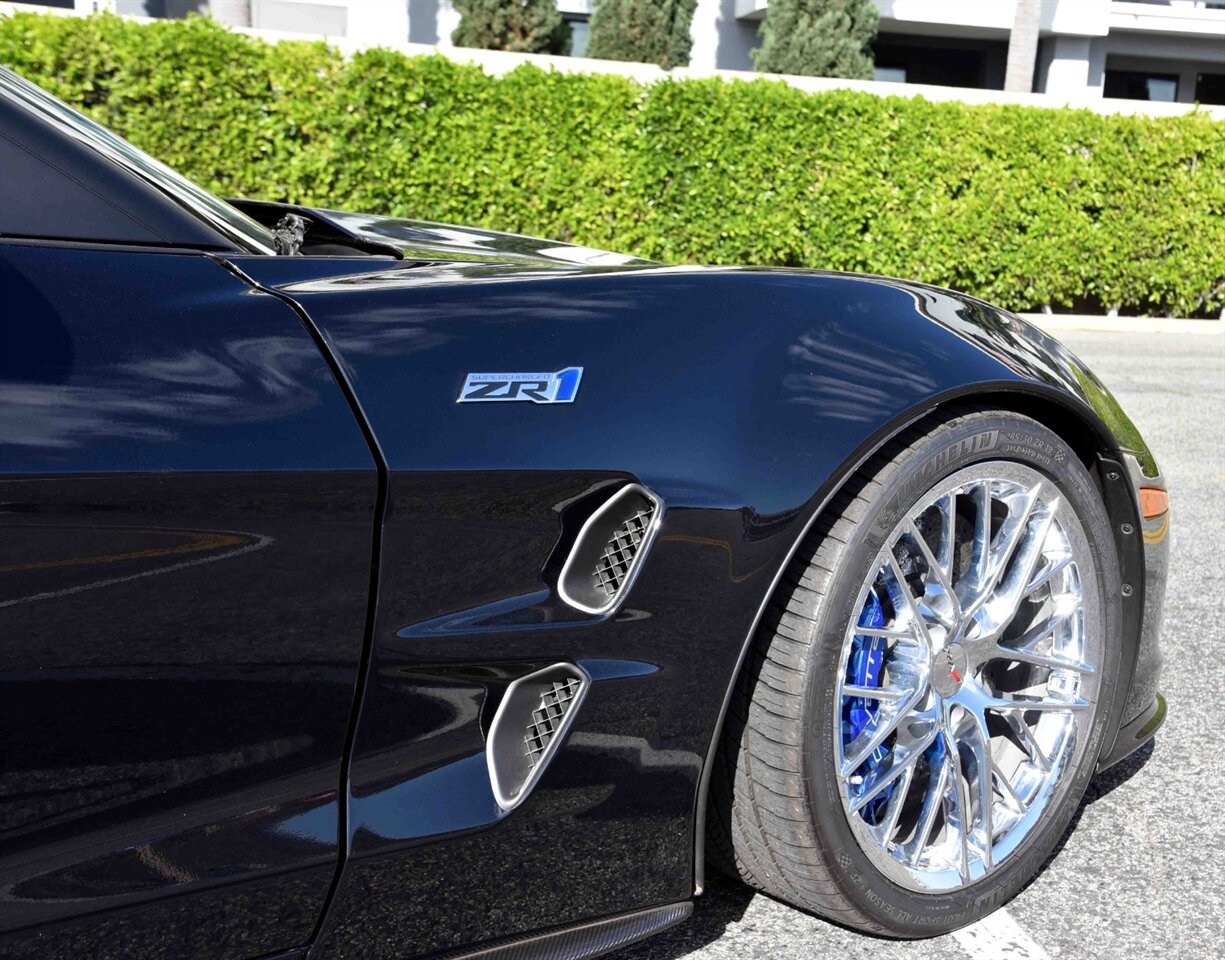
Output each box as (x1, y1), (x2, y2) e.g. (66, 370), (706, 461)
(0, 65), (277, 255)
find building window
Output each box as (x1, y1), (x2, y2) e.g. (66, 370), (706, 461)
(871, 39), (1008, 90)
(1196, 73), (1225, 105)
(565, 15), (590, 57)
(1103, 70), (1179, 102)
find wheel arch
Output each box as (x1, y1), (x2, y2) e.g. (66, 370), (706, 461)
(692, 380), (1145, 889)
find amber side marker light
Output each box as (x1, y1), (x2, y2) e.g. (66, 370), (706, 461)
(1139, 487), (1169, 519)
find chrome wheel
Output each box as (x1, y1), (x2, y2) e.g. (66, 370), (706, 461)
(834, 461), (1102, 893)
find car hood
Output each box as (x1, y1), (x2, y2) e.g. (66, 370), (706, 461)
(314, 208), (654, 267)
(227, 199), (653, 268)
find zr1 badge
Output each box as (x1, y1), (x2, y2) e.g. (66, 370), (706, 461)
(457, 367), (583, 404)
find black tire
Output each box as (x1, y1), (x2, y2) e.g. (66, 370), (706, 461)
(708, 405), (1122, 937)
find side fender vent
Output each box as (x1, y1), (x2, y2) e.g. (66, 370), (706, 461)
(487, 663), (589, 812)
(559, 483), (662, 615)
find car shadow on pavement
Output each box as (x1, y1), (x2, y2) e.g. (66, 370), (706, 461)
(612, 740), (1158, 959)
(611, 874), (755, 960)
(1026, 737), (1157, 891)
(1084, 738), (1157, 806)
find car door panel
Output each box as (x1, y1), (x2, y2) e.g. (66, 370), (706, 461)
(0, 244), (377, 959)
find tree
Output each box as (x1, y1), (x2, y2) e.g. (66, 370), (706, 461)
(1003, 0), (1041, 92)
(585, 0), (698, 70)
(752, 0), (879, 80)
(451, 0), (570, 55)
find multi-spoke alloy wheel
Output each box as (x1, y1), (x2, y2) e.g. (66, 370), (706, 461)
(710, 409), (1120, 936)
(835, 462), (1100, 892)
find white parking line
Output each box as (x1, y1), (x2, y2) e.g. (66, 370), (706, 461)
(952, 909), (1051, 960)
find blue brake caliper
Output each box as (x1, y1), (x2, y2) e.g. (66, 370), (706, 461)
(846, 589), (945, 826)
(846, 590), (891, 820)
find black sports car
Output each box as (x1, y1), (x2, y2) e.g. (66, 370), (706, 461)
(0, 65), (1167, 960)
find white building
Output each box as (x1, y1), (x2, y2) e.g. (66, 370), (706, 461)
(44, 0), (1225, 105)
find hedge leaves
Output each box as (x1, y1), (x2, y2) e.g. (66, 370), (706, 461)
(1, 11), (1221, 315)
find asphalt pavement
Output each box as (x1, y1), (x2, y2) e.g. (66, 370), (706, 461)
(614, 325), (1225, 960)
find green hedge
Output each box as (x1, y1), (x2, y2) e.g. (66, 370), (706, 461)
(2, 11), (1223, 316)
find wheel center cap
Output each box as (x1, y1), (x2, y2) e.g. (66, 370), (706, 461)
(931, 642), (969, 697)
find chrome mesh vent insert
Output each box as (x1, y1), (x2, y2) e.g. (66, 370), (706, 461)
(594, 508), (654, 599)
(486, 663), (589, 812)
(524, 678), (582, 768)
(558, 484), (662, 615)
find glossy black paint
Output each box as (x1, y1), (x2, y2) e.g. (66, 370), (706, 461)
(0, 245), (376, 958)
(226, 255), (1166, 958)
